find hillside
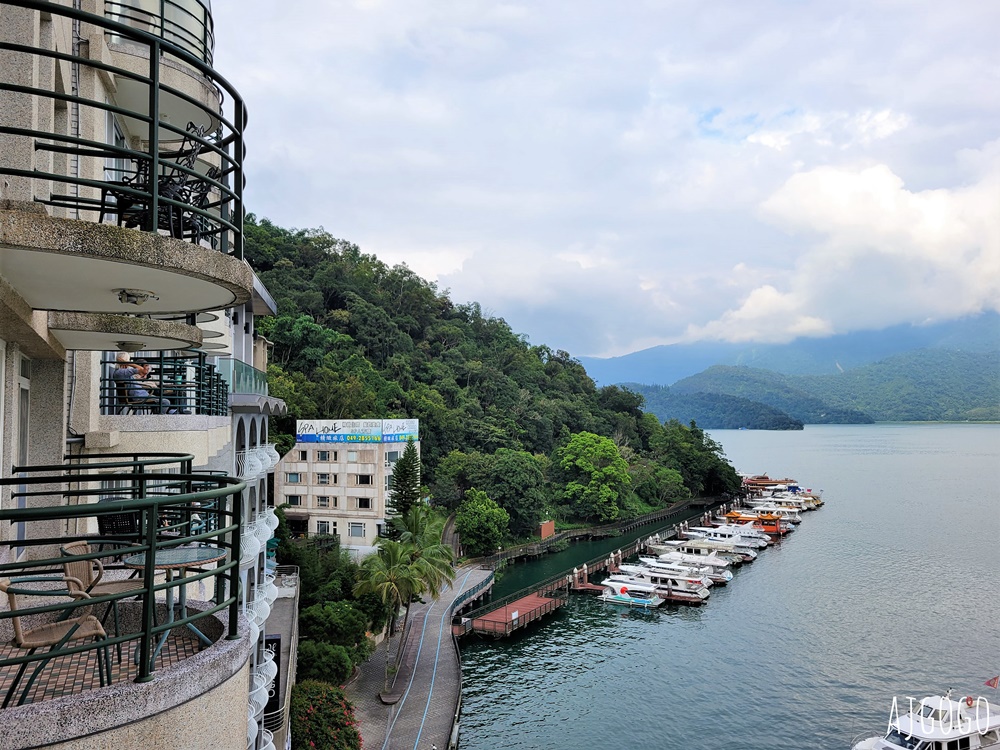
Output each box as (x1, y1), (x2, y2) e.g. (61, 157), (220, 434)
(579, 313), (1000, 385)
(672, 367), (876, 424)
(669, 349), (1000, 423)
(245, 216), (743, 535)
(624, 384), (804, 430)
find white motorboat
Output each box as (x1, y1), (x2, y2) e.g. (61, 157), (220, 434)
(641, 552), (735, 583)
(743, 504), (803, 524)
(619, 562), (715, 589)
(597, 576), (665, 608)
(686, 525), (768, 549)
(660, 538), (759, 563)
(851, 691), (1000, 749)
(604, 572), (710, 605)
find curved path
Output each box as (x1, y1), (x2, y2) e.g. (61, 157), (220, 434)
(346, 565), (492, 750)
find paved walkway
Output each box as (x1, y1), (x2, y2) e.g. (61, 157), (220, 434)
(346, 565), (492, 750)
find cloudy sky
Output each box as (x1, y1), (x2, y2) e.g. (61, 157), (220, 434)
(212, 0), (999, 358)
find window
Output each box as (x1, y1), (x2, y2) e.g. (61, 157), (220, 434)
(384, 475), (393, 491)
(356, 474), (373, 486)
(385, 450), (400, 467)
(316, 521), (330, 535)
(316, 450), (332, 462)
(356, 497), (372, 510)
(316, 496), (333, 508)
(348, 522), (365, 538)
(298, 450), (307, 461)
(287, 495), (302, 506)
(316, 473), (330, 485)
(285, 472), (302, 484)
(347, 451), (358, 462)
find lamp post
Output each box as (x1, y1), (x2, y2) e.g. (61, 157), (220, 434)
(496, 546), (502, 571)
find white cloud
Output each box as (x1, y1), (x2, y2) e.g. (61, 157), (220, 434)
(212, 0), (1000, 356)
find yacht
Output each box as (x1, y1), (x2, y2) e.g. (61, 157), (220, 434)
(723, 511), (794, 536)
(597, 577), (665, 608)
(619, 562), (715, 590)
(642, 552), (734, 582)
(747, 504), (803, 524)
(686, 525), (769, 549)
(603, 572), (710, 605)
(629, 557), (733, 585)
(660, 538), (759, 563)
(852, 691), (1000, 749)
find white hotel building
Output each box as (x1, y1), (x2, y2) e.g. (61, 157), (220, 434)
(274, 419), (419, 549)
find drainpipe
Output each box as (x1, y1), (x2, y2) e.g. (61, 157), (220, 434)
(70, 0), (82, 219)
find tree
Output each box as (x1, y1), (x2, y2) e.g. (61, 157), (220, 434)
(455, 489), (510, 556)
(299, 600), (371, 664)
(555, 431), (631, 522)
(295, 641), (354, 685)
(386, 438), (421, 523)
(391, 504), (454, 596)
(353, 540), (423, 690)
(290, 680), (362, 750)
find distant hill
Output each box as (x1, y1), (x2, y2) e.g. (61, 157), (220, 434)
(667, 349), (1000, 423)
(625, 383), (804, 430)
(671, 368), (875, 424)
(579, 313), (1000, 386)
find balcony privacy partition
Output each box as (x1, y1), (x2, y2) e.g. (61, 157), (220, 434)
(216, 357), (269, 397)
(100, 354), (229, 416)
(0, 453), (244, 705)
(0, 0), (245, 256)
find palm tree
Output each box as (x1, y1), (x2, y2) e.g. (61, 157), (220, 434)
(393, 504), (455, 599)
(353, 540), (422, 690)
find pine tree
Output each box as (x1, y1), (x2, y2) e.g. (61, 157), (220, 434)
(386, 438), (421, 526)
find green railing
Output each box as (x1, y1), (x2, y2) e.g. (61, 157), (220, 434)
(0, 0), (245, 256)
(105, 0), (215, 64)
(0, 453), (244, 705)
(100, 354), (229, 416)
(215, 357), (269, 397)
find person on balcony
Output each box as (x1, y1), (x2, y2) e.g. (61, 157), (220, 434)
(113, 352), (184, 414)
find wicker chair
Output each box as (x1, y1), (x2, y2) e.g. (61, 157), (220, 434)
(0, 577), (112, 708)
(61, 542), (146, 661)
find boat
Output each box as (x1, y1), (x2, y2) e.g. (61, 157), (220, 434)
(748, 504), (803, 524)
(851, 691), (1000, 749)
(659, 538), (759, 563)
(597, 577), (665, 608)
(686, 525), (769, 549)
(619, 562), (715, 589)
(724, 510), (795, 535)
(641, 552), (735, 583)
(604, 572), (710, 605)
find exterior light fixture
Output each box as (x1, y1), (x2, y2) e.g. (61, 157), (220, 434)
(116, 289), (159, 306)
(115, 341), (145, 352)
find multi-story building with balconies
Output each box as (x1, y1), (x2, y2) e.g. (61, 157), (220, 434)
(275, 419), (420, 550)
(0, 1), (295, 748)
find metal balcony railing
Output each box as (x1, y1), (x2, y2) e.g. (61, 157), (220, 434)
(105, 0), (215, 65)
(0, 453), (245, 706)
(0, 0), (245, 256)
(100, 354), (229, 416)
(215, 358), (269, 397)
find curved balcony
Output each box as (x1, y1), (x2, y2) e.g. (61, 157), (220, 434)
(0, 0), (251, 328)
(0, 453), (247, 726)
(236, 449), (265, 481)
(99, 353), (229, 416)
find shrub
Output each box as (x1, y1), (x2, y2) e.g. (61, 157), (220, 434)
(296, 641), (354, 685)
(290, 680), (363, 750)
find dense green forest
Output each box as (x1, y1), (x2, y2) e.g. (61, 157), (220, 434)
(246, 216), (742, 539)
(669, 350), (1000, 423)
(624, 384), (804, 430)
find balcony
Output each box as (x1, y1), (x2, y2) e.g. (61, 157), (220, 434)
(0, 0), (252, 353)
(99, 353), (229, 417)
(217, 358), (269, 397)
(0, 453), (250, 747)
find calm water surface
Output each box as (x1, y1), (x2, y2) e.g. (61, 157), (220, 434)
(458, 424), (1000, 750)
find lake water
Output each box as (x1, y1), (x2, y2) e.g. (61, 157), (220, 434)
(458, 424), (1000, 750)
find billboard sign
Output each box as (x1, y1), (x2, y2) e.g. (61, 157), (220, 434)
(295, 419), (419, 443)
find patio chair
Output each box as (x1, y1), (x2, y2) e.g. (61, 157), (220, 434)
(95, 496), (142, 552)
(0, 577), (112, 708)
(61, 542), (146, 661)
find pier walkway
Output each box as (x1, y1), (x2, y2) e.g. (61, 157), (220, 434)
(346, 565), (492, 750)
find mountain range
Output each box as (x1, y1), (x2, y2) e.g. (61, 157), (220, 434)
(580, 314), (1000, 427)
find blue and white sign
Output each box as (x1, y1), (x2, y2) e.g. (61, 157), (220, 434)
(295, 419), (419, 443)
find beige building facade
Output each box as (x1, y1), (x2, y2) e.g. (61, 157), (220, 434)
(276, 419), (420, 549)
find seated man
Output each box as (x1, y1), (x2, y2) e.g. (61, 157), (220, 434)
(112, 352), (182, 414)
